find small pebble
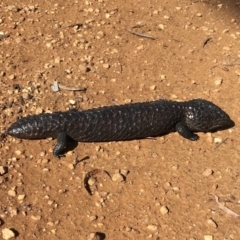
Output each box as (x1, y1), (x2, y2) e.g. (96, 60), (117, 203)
(170, 94), (177, 99)
(8, 190), (16, 197)
(97, 223), (104, 227)
(102, 63), (110, 69)
(0, 166), (7, 175)
(9, 74), (15, 80)
(222, 29), (229, 34)
(89, 215), (98, 221)
(214, 137), (222, 143)
(14, 150), (22, 156)
(147, 224), (158, 231)
(97, 31), (105, 39)
(35, 108), (43, 114)
(124, 226), (132, 232)
(171, 164), (179, 170)
(31, 215), (41, 221)
(112, 172), (124, 182)
(206, 218), (218, 228)
(69, 99), (76, 105)
(18, 194), (25, 201)
(196, 13), (202, 17)
(41, 159), (49, 164)
(87, 232), (102, 240)
(0, 176), (5, 184)
(158, 24), (165, 30)
(9, 207), (17, 217)
(235, 69), (240, 76)
(137, 45), (144, 50)
(202, 168), (213, 177)
(204, 235), (213, 240)
(160, 206), (169, 215)
(214, 77), (223, 86)
(172, 186), (180, 191)
(79, 65), (88, 73)
(150, 85), (156, 90)
(7, 5), (19, 12)
(2, 228), (15, 240)
(39, 151), (46, 157)
(68, 164), (74, 170)
(47, 200), (54, 205)
(54, 57), (61, 64)
(46, 42), (52, 48)
(163, 15), (170, 20)
(95, 146), (101, 151)
(88, 177), (96, 186)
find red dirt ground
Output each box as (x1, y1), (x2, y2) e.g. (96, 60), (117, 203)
(0, 0), (240, 239)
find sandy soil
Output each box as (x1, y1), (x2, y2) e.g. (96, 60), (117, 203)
(0, 0), (240, 239)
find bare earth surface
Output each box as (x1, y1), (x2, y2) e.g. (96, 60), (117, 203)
(0, 0), (240, 239)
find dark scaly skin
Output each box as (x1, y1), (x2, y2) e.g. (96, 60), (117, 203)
(7, 99), (234, 157)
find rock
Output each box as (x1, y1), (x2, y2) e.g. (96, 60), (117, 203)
(206, 218), (218, 228)
(2, 228), (15, 240)
(88, 177), (96, 186)
(214, 77), (223, 86)
(8, 190), (16, 197)
(0, 166), (7, 175)
(7, 5), (20, 12)
(87, 233), (102, 240)
(149, 85), (156, 90)
(102, 63), (110, 69)
(158, 24), (165, 30)
(8, 74), (15, 80)
(160, 206), (169, 215)
(214, 137), (222, 143)
(147, 224), (158, 231)
(14, 150), (22, 156)
(112, 172), (124, 182)
(89, 215), (98, 221)
(69, 99), (76, 105)
(204, 235), (213, 240)
(202, 168), (213, 177)
(17, 194), (26, 201)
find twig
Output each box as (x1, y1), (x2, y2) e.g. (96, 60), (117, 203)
(58, 83), (86, 92)
(214, 138), (228, 149)
(127, 29), (155, 40)
(67, 23), (83, 28)
(203, 37), (212, 47)
(73, 156), (89, 169)
(214, 195), (240, 219)
(51, 80), (86, 92)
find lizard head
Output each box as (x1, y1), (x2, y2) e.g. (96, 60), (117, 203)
(184, 99), (234, 132)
